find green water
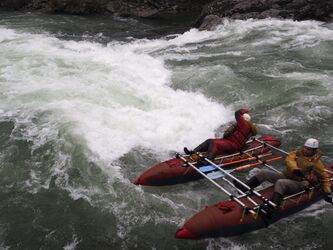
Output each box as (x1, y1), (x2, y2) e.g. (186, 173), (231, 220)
(0, 11), (333, 249)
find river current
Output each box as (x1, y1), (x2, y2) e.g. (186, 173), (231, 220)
(0, 11), (333, 250)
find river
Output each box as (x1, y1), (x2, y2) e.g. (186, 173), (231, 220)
(0, 11), (333, 249)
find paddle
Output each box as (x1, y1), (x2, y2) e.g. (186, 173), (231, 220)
(206, 156), (283, 180)
(296, 171), (333, 205)
(199, 152), (273, 173)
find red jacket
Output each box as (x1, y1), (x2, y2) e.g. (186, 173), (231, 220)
(227, 109), (257, 148)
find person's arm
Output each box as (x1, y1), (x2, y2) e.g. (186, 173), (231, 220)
(234, 108), (249, 132)
(235, 108), (248, 120)
(249, 122), (257, 136)
(313, 160), (331, 194)
(285, 150), (302, 177)
(285, 151), (298, 170)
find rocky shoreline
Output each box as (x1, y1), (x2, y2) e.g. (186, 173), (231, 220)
(1, 0), (332, 30)
(195, 0), (333, 30)
(0, 0), (207, 18)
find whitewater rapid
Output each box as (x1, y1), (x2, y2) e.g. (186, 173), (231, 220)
(2, 19), (332, 164)
(0, 27), (234, 163)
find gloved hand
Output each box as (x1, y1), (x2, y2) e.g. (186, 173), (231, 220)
(292, 168), (302, 175)
(324, 193), (332, 203)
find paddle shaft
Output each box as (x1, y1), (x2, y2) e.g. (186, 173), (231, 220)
(300, 172), (333, 205)
(214, 144), (266, 161)
(215, 156), (284, 177)
(218, 152), (272, 168)
(201, 152), (273, 173)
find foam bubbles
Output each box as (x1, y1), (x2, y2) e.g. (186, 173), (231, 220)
(0, 28), (232, 166)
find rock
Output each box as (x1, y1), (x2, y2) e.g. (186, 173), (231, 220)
(0, 0), (30, 9)
(0, 0), (332, 28)
(195, 0), (333, 29)
(48, 0), (106, 14)
(106, 2), (131, 17)
(198, 15), (224, 30)
(257, 9), (281, 19)
(0, 0), (208, 18)
(136, 8), (160, 18)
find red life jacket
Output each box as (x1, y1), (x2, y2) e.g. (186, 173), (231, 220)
(227, 111), (256, 148)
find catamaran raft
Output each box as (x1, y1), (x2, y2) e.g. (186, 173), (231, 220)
(134, 136), (333, 239)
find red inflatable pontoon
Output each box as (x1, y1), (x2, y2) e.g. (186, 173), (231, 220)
(134, 135), (281, 186)
(175, 176), (333, 239)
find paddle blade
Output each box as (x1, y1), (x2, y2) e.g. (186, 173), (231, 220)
(206, 169), (233, 180)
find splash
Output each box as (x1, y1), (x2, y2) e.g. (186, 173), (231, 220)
(0, 27), (232, 165)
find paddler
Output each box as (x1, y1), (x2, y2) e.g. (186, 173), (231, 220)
(184, 108), (257, 164)
(235, 138), (332, 215)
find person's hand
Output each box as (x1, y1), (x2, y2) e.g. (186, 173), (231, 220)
(324, 193), (332, 203)
(292, 168), (302, 175)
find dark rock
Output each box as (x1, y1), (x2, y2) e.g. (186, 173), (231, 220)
(257, 9), (281, 19)
(136, 8), (160, 18)
(16, 0), (208, 19)
(196, 0), (332, 29)
(0, 0), (30, 10)
(198, 15), (224, 30)
(0, 0), (332, 30)
(48, 0), (107, 14)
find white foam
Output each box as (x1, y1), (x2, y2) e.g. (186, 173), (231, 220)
(0, 243), (10, 250)
(165, 18), (333, 51)
(0, 27), (232, 166)
(63, 235), (80, 250)
(221, 19), (333, 49)
(256, 123), (294, 135)
(206, 238), (247, 250)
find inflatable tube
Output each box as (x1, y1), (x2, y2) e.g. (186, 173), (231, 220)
(134, 136), (281, 186)
(175, 178), (333, 239)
